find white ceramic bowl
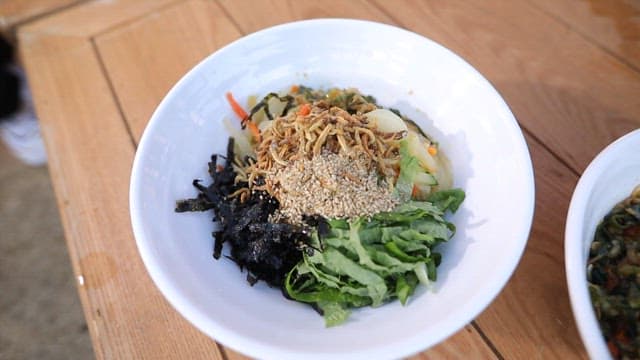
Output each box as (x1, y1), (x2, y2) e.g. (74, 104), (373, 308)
(565, 129), (640, 359)
(130, 19), (535, 359)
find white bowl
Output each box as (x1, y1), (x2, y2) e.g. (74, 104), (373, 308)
(565, 129), (640, 359)
(130, 19), (535, 359)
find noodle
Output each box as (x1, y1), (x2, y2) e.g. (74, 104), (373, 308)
(244, 100), (404, 190)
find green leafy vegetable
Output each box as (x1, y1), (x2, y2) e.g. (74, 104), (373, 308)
(588, 186), (640, 359)
(427, 189), (466, 213)
(395, 139), (422, 201)
(285, 191), (464, 326)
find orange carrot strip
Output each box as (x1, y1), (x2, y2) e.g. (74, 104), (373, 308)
(225, 92), (248, 120)
(298, 103), (311, 116)
(290, 85), (300, 93)
(225, 91), (261, 142)
(428, 145), (438, 156)
(412, 184), (419, 198)
(246, 122), (261, 143)
(607, 341), (620, 358)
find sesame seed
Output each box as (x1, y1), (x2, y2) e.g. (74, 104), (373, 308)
(267, 152), (398, 224)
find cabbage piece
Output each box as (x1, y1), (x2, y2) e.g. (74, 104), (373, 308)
(285, 191), (464, 326)
(365, 108), (408, 133)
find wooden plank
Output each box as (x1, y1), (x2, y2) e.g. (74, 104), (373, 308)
(220, 0), (622, 358)
(409, 324), (498, 359)
(372, 0), (640, 174)
(217, 0), (394, 34)
(17, 4), (225, 360)
(18, 0), (635, 359)
(474, 132), (587, 358)
(528, 0), (640, 71)
(94, 0), (242, 141)
(363, 0), (637, 357)
(216, 1), (499, 359)
(223, 348), (252, 360)
(17, 0), (181, 38)
(0, 0), (85, 40)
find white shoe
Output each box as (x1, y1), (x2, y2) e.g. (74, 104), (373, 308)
(0, 67), (47, 166)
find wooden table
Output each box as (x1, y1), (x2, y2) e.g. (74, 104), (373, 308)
(0, 0), (87, 42)
(15, 0), (640, 358)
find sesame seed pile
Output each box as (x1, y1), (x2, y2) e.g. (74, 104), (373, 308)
(267, 151), (398, 224)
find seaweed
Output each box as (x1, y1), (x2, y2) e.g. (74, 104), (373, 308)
(176, 137), (311, 287)
(247, 92), (295, 122)
(295, 86), (377, 115)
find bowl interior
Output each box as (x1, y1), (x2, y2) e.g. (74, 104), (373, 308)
(566, 129), (640, 359)
(130, 19), (535, 359)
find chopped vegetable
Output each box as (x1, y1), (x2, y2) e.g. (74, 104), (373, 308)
(225, 92), (248, 120)
(247, 92), (295, 121)
(395, 138), (424, 201)
(285, 190), (464, 326)
(178, 86), (466, 327)
(176, 138), (310, 286)
(588, 185), (640, 359)
(365, 108), (408, 133)
(225, 92), (261, 143)
(298, 103), (311, 116)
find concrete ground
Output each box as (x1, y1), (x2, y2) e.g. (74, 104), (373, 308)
(0, 142), (93, 359)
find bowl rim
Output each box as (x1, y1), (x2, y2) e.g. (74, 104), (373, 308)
(130, 18), (536, 359)
(565, 128), (640, 360)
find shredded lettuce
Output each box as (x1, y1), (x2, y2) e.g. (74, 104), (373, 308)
(395, 139), (422, 201)
(284, 189), (465, 326)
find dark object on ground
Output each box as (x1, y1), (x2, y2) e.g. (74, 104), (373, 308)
(0, 36), (21, 119)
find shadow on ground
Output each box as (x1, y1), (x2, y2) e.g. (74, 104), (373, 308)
(0, 143), (93, 359)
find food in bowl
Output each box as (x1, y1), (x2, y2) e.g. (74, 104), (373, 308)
(131, 18), (534, 359)
(175, 86), (465, 326)
(588, 185), (640, 359)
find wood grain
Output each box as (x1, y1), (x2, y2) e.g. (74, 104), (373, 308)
(372, 0), (640, 175)
(14, 0), (640, 359)
(217, 0), (393, 34)
(18, 0), (180, 38)
(474, 132), (587, 358)
(0, 0), (85, 40)
(95, 0), (242, 141)
(528, 0), (640, 71)
(362, 1), (640, 357)
(18, 1), (225, 359)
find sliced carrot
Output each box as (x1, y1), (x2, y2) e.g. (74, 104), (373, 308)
(246, 122), (261, 143)
(428, 145), (438, 156)
(412, 184), (420, 198)
(607, 340), (620, 358)
(225, 91), (261, 142)
(298, 103), (311, 116)
(216, 164), (224, 172)
(290, 85), (300, 93)
(225, 92), (249, 120)
(614, 328), (631, 345)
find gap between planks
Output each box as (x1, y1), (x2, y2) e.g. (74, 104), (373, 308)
(471, 321), (505, 360)
(89, 38), (137, 149)
(367, 0), (583, 179)
(85, 0), (194, 151)
(83, 0), (592, 357)
(89, 0), (188, 41)
(525, 0), (640, 76)
(83, 3), (253, 359)
(2, 0), (88, 42)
